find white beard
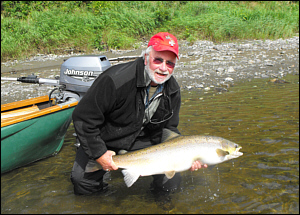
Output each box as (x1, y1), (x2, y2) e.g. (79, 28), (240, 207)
(145, 60), (173, 85)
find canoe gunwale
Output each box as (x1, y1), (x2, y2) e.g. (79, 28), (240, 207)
(1, 96), (78, 128)
(1, 95), (50, 112)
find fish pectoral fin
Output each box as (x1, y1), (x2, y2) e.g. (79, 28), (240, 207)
(216, 149), (230, 158)
(85, 159), (103, 173)
(164, 171), (176, 179)
(122, 169), (140, 187)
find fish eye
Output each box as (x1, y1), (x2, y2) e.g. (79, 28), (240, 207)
(235, 144), (238, 148)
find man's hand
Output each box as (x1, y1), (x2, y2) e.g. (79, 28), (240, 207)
(190, 160), (207, 171)
(96, 150), (118, 171)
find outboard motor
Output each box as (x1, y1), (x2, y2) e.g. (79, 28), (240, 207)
(59, 55), (111, 101)
(1, 55), (112, 104)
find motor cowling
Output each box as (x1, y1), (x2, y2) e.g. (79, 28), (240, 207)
(60, 55), (111, 97)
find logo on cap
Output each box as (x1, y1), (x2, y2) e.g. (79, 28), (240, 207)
(169, 40), (175, 46)
(165, 35), (175, 47)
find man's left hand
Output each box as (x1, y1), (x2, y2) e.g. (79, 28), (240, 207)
(190, 161), (207, 171)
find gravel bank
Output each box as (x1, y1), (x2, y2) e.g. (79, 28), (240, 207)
(1, 35), (299, 104)
(174, 35), (299, 90)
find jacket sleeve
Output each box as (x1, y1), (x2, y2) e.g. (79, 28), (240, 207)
(72, 75), (116, 160)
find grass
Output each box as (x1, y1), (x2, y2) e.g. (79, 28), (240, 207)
(1, 1), (299, 62)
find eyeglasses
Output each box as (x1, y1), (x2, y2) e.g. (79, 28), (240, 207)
(151, 57), (176, 69)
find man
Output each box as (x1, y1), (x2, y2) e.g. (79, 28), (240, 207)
(71, 32), (206, 195)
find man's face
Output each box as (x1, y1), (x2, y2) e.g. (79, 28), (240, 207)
(145, 49), (177, 86)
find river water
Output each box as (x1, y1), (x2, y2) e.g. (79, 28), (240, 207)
(1, 37), (299, 213)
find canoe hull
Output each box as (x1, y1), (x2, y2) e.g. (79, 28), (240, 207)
(1, 107), (75, 174)
(1, 95), (78, 174)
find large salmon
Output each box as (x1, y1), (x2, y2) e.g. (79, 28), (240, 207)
(85, 129), (243, 187)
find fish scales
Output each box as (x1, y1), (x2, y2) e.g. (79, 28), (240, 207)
(111, 135), (243, 187)
(113, 136), (197, 166)
(84, 132), (243, 187)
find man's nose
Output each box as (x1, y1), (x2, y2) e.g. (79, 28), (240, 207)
(159, 61), (168, 71)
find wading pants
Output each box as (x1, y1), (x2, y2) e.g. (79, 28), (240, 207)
(70, 145), (182, 195)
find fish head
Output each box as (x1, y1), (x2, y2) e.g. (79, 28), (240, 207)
(219, 139), (243, 161)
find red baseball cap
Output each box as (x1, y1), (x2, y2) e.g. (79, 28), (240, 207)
(148, 32), (179, 59)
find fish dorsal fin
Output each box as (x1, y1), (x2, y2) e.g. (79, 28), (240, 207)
(122, 169), (140, 187)
(216, 149), (229, 158)
(164, 171), (176, 179)
(161, 128), (181, 142)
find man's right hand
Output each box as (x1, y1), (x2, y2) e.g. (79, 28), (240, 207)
(96, 150), (118, 171)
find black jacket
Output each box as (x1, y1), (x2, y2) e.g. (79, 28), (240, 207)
(72, 57), (181, 160)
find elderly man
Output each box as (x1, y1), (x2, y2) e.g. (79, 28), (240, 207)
(70, 32), (205, 195)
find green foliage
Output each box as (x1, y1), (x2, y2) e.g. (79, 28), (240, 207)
(1, 1), (299, 61)
(169, 1), (299, 41)
(154, 2), (172, 26)
(1, 6), (105, 60)
(1, 1), (86, 19)
(88, 1), (121, 15)
(103, 30), (136, 50)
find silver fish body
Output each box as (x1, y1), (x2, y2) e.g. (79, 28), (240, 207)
(110, 135), (243, 187)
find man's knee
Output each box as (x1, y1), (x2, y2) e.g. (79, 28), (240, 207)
(70, 154), (107, 195)
(71, 168), (107, 195)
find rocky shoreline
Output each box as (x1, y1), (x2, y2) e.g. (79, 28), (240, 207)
(1, 35), (299, 104)
(175, 35), (299, 90)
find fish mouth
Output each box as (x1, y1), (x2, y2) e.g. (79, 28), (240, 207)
(234, 147), (243, 156)
(227, 147), (243, 159)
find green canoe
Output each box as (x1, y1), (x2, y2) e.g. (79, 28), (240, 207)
(1, 95), (78, 174)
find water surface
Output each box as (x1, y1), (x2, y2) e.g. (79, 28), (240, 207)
(1, 74), (298, 214)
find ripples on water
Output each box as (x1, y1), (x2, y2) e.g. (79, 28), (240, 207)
(1, 74), (299, 214)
